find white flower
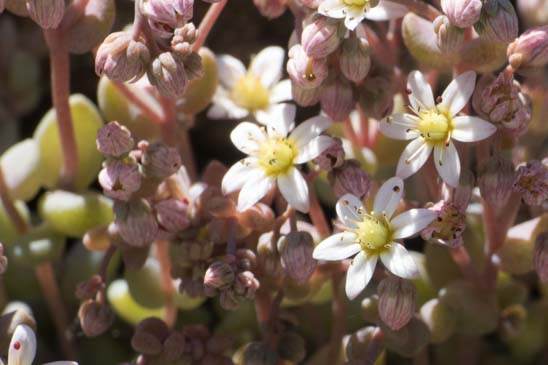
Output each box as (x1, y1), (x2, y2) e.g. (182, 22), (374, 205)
(380, 70), (497, 187)
(313, 177), (435, 299)
(222, 103), (332, 213)
(207, 46), (292, 121)
(319, 0), (408, 31)
(8, 324), (77, 365)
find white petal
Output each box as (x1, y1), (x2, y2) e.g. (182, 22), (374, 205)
(396, 138), (433, 180)
(278, 168), (310, 213)
(380, 114), (420, 140)
(380, 243), (419, 279)
(373, 176), (404, 219)
(291, 115), (332, 148)
(43, 362), (79, 365)
(269, 79), (293, 103)
(336, 194), (366, 229)
(256, 103), (295, 137)
(222, 158), (258, 194)
(318, 0), (347, 18)
(345, 252), (377, 300)
(313, 232), (361, 260)
(295, 135), (333, 164)
(364, 0), (408, 21)
(237, 172), (274, 211)
(250, 46), (285, 89)
(434, 142), (461, 187)
(391, 209), (436, 239)
(407, 70), (435, 111)
(217, 55), (246, 90)
(344, 9), (366, 31)
(8, 324), (36, 365)
(438, 71), (476, 116)
(230, 122), (266, 156)
(208, 88), (249, 120)
(451, 116), (497, 142)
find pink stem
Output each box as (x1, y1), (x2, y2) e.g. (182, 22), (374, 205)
(156, 240), (177, 328)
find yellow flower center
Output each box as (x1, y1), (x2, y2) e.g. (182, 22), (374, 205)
(257, 137), (297, 176)
(231, 73), (270, 111)
(418, 109), (451, 143)
(354, 215), (391, 252)
(343, 0), (368, 6)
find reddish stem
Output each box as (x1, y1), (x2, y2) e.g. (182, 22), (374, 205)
(306, 171), (330, 238)
(156, 240), (177, 328)
(326, 272), (346, 365)
(192, 0), (228, 51)
(112, 81), (165, 124)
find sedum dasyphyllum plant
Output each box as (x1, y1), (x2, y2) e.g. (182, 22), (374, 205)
(0, 0), (547, 364)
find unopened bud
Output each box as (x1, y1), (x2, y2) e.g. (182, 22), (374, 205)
(182, 51), (204, 80)
(507, 25), (548, 69)
(132, 317), (169, 355)
(253, 0), (286, 19)
(441, 0), (482, 28)
(302, 16), (341, 58)
(142, 142), (182, 179)
(163, 331), (186, 362)
(238, 203), (275, 233)
(339, 36), (371, 83)
(478, 155), (515, 210)
(204, 260), (235, 290)
(344, 327), (380, 362)
(98, 160), (142, 201)
(421, 200), (465, 248)
(358, 75), (394, 119)
(83, 225), (111, 251)
(96, 121), (135, 157)
(75, 275), (103, 300)
(320, 76), (354, 121)
(242, 341), (279, 365)
(291, 81), (321, 107)
(234, 271), (260, 299)
(148, 52), (188, 98)
(534, 232), (548, 282)
(287, 44), (328, 89)
(313, 137), (345, 171)
(277, 231), (317, 284)
(517, 0), (548, 28)
(114, 199), (159, 247)
(155, 199), (189, 233)
(172, 23), (198, 48)
(513, 159), (548, 206)
(474, 0), (518, 43)
(433, 15), (464, 53)
(329, 159), (370, 199)
(142, 0), (194, 39)
(78, 299), (115, 337)
(26, 0), (65, 29)
(361, 295), (380, 323)
(378, 277), (417, 331)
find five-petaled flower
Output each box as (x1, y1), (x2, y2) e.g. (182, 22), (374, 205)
(318, 0), (408, 31)
(207, 46), (292, 121)
(313, 177), (436, 299)
(222, 103), (332, 213)
(380, 70), (497, 187)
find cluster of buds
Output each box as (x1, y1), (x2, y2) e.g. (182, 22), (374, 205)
(512, 159), (548, 206)
(132, 318), (233, 365)
(421, 200), (466, 248)
(76, 275), (115, 337)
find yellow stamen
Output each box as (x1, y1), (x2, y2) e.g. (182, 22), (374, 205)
(257, 137), (297, 176)
(231, 73), (270, 111)
(417, 109), (451, 142)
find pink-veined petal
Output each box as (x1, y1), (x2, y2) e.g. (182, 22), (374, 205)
(230, 122), (266, 156)
(451, 116), (497, 142)
(336, 194), (366, 229)
(278, 168), (310, 213)
(396, 138), (433, 180)
(380, 243), (419, 279)
(217, 55), (246, 90)
(345, 252), (377, 300)
(407, 70), (435, 111)
(438, 71), (476, 116)
(237, 171), (274, 212)
(391, 209), (437, 239)
(259, 103), (296, 137)
(373, 176), (404, 219)
(222, 158), (258, 195)
(380, 114), (420, 140)
(295, 135), (333, 164)
(313, 232), (361, 261)
(364, 0), (408, 21)
(434, 141), (461, 187)
(250, 46), (285, 88)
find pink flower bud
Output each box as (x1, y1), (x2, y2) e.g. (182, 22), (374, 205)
(534, 232), (548, 282)
(142, 142), (182, 179)
(517, 0), (548, 28)
(291, 81), (322, 107)
(114, 199), (159, 247)
(339, 36), (371, 83)
(148, 52), (188, 98)
(142, 0), (194, 38)
(478, 155), (515, 210)
(474, 0), (518, 43)
(171, 23), (198, 57)
(96, 121), (134, 157)
(78, 299), (115, 337)
(441, 0), (482, 28)
(507, 25), (548, 69)
(253, 0), (286, 19)
(433, 15), (464, 53)
(313, 137), (345, 171)
(513, 159), (548, 206)
(378, 277), (417, 331)
(277, 231), (317, 284)
(204, 260), (235, 290)
(95, 32), (151, 83)
(233, 271), (260, 298)
(320, 76), (355, 121)
(26, 0), (65, 29)
(329, 159), (370, 199)
(287, 44), (328, 89)
(302, 16), (341, 58)
(421, 200), (465, 248)
(155, 199), (190, 233)
(163, 331), (186, 362)
(132, 317), (169, 355)
(98, 160), (142, 201)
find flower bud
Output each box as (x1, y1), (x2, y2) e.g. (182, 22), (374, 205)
(26, 0), (65, 29)
(358, 75), (394, 119)
(517, 0), (548, 27)
(302, 16), (341, 58)
(378, 277), (417, 331)
(441, 0), (482, 28)
(163, 331), (186, 361)
(238, 203), (275, 233)
(142, 142), (182, 179)
(233, 271), (260, 299)
(114, 199), (159, 247)
(142, 0), (194, 39)
(172, 23), (198, 53)
(277, 231), (317, 284)
(96, 121), (135, 157)
(257, 232), (284, 279)
(313, 137), (345, 171)
(381, 316), (430, 357)
(339, 36), (371, 83)
(204, 260), (235, 290)
(421, 200), (465, 248)
(148, 52), (188, 98)
(344, 327), (379, 362)
(242, 341), (279, 365)
(474, 0), (518, 43)
(95, 32), (151, 83)
(328, 159), (370, 199)
(534, 232), (548, 282)
(361, 295), (380, 323)
(75, 275), (103, 300)
(132, 317), (169, 355)
(253, 0), (286, 19)
(513, 159), (548, 206)
(98, 160), (142, 201)
(433, 15), (464, 53)
(287, 44), (328, 89)
(478, 155), (515, 210)
(320, 76), (354, 121)
(155, 199), (189, 233)
(78, 299), (115, 337)
(507, 25), (548, 69)
(291, 81), (322, 107)
(419, 298), (457, 343)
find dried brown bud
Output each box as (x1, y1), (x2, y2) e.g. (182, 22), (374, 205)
(114, 199), (159, 247)
(204, 260), (235, 290)
(142, 142), (182, 179)
(78, 299), (115, 337)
